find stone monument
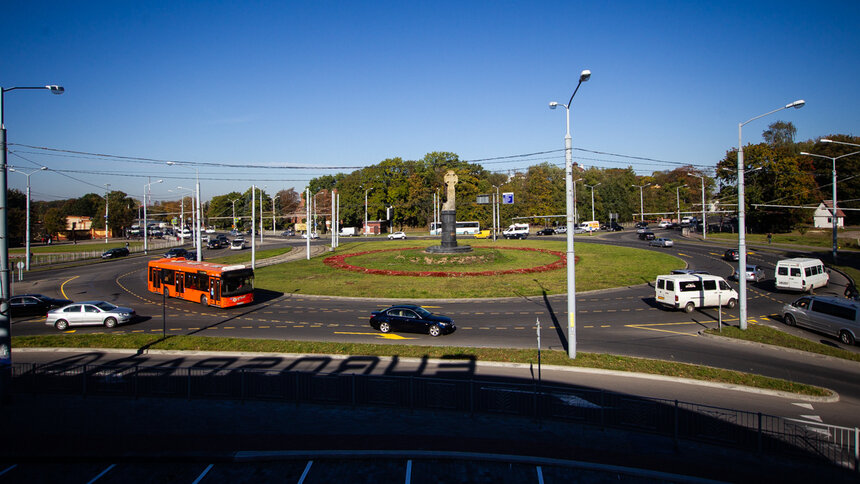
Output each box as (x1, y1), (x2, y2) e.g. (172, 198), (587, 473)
(427, 170), (473, 254)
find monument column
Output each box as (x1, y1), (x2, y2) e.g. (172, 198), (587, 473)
(427, 170), (472, 253)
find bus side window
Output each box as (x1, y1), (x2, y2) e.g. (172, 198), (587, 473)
(162, 269), (175, 285)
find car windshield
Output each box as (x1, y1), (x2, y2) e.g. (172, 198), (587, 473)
(222, 269), (254, 297)
(94, 302), (117, 311)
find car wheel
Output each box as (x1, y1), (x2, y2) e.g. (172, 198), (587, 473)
(55, 319), (69, 331)
(428, 324), (441, 337)
(200, 295), (208, 306)
(840, 330), (855, 346)
(784, 313), (797, 327)
(379, 322), (391, 333)
(726, 298), (737, 309)
(684, 302), (695, 313)
(104, 317), (117, 328)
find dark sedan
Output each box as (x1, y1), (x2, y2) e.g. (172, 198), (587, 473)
(10, 294), (72, 317)
(164, 247), (188, 259)
(207, 239), (223, 249)
(637, 231), (656, 240)
(101, 247), (129, 259)
(369, 304), (456, 337)
(724, 249), (740, 261)
(535, 228), (556, 236)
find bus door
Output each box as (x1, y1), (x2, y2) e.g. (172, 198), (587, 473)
(210, 278), (221, 303)
(151, 268), (161, 290)
(176, 272), (184, 295)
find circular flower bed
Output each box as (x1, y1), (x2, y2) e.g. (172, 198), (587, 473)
(323, 246), (574, 277)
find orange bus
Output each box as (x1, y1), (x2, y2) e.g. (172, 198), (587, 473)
(147, 258), (254, 308)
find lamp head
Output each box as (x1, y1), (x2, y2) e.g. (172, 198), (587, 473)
(787, 99), (805, 109)
(579, 70), (591, 83)
(821, 139), (832, 143)
(46, 85), (64, 95)
(800, 152), (811, 156)
(549, 102), (559, 109)
(40, 166), (47, 171)
(156, 179), (163, 184)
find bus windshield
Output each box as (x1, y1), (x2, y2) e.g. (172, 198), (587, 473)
(222, 269), (254, 297)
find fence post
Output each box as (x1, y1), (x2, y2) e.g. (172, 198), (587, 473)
(673, 400), (679, 447)
(31, 363), (37, 395)
(600, 389), (605, 429)
(757, 412), (763, 454)
(409, 376), (414, 413)
(351, 373), (356, 407)
(470, 379), (475, 417)
(855, 427), (859, 472)
(187, 367), (192, 400)
(240, 369), (245, 404)
(82, 365), (87, 398)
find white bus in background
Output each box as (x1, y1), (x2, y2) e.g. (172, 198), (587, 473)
(430, 221), (481, 236)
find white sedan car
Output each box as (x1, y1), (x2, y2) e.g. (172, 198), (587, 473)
(649, 238), (674, 247)
(301, 232), (319, 239)
(46, 301), (136, 330)
(388, 231), (407, 240)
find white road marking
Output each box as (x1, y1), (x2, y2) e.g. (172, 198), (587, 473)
(191, 464), (214, 484)
(85, 464), (116, 484)
(800, 414), (823, 423)
(792, 403), (814, 410)
(298, 460), (314, 484)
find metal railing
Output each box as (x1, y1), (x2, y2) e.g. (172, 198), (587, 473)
(11, 362), (858, 471)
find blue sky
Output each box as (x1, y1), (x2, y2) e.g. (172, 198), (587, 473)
(3, 0), (858, 203)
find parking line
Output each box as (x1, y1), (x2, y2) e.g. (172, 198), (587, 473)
(297, 460), (313, 484)
(192, 464), (214, 484)
(85, 464), (115, 484)
(537, 465), (544, 484)
(405, 459), (412, 484)
(0, 465), (16, 477)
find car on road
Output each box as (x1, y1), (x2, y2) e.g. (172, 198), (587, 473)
(655, 274), (738, 313)
(388, 231), (407, 240)
(217, 234), (229, 244)
(535, 228), (556, 236)
(724, 249), (739, 261)
(207, 239), (223, 249)
(638, 231), (656, 240)
(783, 296), (860, 345)
(474, 229), (492, 239)
(671, 269), (710, 275)
(46, 301), (137, 330)
(163, 247), (188, 259)
(658, 221), (672, 229)
(636, 225), (649, 234)
(101, 247), (129, 259)
(369, 304), (456, 337)
(280, 229), (295, 237)
(10, 294), (72, 317)
(649, 238), (674, 247)
(602, 222), (623, 231)
(555, 226), (567, 234)
(572, 226), (588, 234)
(230, 238), (246, 250)
(185, 250), (201, 260)
(205, 227), (216, 234)
(730, 264), (766, 283)
(301, 232), (320, 239)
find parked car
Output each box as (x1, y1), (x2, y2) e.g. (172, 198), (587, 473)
(207, 239), (223, 249)
(474, 229), (492, 239)
(369, 304), (456, 337)
(230, 238), (246, 250)
(163, 247), (188, 259)
(649, 238), (674, 247)
(46, 301), (137, 330)
(638, 231), (656, 240)
(724, 249), (739, 261)
(730, 264), (766, 283)
(10, 294), (72, 317)
(783, 296), (860, 345)
(388, 231), (407, 240)
(535, 228), (556, 236)
(101, 247), (129, 259)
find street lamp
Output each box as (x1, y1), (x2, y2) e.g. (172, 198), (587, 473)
(686, 174), (707, 239)
(548, 68), (591, 359)
(143, 179), (163, 255)
(800, 149), (860, 263)
(228, 198), (240, 230)
(1, 86), (63, 402)
(363, 186), (374, 235)
(172, 187), (195, 245)
(104, 184), (111, 244)
(737, 99), (805, 331)
(167, 162), (202, 261)
(8, 166), (47, 271)
(632, 183), (651, 223)
(584, 183), (600, 222)
(676, 184), (688, 226)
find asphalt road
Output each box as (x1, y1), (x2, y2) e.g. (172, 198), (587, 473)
(10, 232), (860, 427)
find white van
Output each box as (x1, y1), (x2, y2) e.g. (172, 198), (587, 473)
(503, 223), (529, 239)
(655, 274), (738, 313)
(775, 258), (829, 292)
(579, 220), (600, 232)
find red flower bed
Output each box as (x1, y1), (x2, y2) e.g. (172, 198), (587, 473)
(323, 246), (577, 277)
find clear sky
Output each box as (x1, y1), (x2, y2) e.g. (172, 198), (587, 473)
(3, 0), (858, 204)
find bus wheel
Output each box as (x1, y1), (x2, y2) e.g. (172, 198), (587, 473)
(200, 295), (208, 306)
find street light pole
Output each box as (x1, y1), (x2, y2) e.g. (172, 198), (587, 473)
(548, 68), (591, 359)
(104, 183), (110, 244)
(0, 84), (64, 403)
(143, 179), (163, 255)
(632, 183), (651, 223)
(737, 99), (805, 331)
(687, 174), (707, 239)
(364, 187), (374, 236)
(8, 166), (47, 271)
(676, 184), (687, 225)
(800, 149), (860, 264)
(168, 162), (202, 261)
(584, 183), (600, 222)
(229, 198), (239, 230)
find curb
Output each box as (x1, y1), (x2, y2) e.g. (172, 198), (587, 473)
(699, 329), (860, 368)
(14, 347), (838, 403)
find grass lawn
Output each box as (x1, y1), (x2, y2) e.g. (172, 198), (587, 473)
(12, 334), (829, 397)
(706, 323), (860, 363)
(254, 239), (681, 298)
(207, 246), (292, 264)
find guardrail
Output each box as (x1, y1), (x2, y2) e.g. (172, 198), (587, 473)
(9, 239), (186, 267)
(11, 362), (858, 471)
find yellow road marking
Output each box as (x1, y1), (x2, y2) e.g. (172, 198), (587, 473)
(333, 331), (416, 340)
(676, 252), (691, 258)
(60, 276), (79, 300)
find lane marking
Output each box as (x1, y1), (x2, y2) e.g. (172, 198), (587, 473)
(0, 465), (17, 477)
(334, 331), (417, 340)
(792, 403), (814, 410)
(297, 461), (313, 484)
(192, 464), (214, 484)
(85, 464), (116, 484)
(60, 275), (80, 300)
(800, 415), (823, 423)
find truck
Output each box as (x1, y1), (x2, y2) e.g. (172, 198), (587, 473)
(339, 227), (358, 237)
(502, 223), (529, 239)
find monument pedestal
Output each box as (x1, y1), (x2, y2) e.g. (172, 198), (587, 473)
(427, 210), (472, 254)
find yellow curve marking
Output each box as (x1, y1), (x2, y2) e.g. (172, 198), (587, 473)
(60, 275), (79, 300)
(334, 331), (417, 340)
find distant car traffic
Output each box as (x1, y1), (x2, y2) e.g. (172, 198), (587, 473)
(101, 247), (129, 259)
(535, 228), (556, 236)
(388, 231), (407, 240)
(572, 226), (587, 234)
(230, 238), (246, 250)
(474, 229), (492, 239)
(649, 238), (674, 247)
(369, 304), (456, 337)
(281, 229), (295, 237)
(730, 264), (766, 283)
(638, 231), (656, 240)
(207, 239), (223, 249)
(163, 247), (188, 259)
(46, 301), (137, 330)
(658, 221), (671, 229)
(301, 232), (319, 239)
(10, 294), (72, 317)
(555, 226), (567, 234)
(724, 249), (740, 261)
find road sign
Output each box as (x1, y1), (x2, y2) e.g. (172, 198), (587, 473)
(502, 192), (514, 204)
(476, 194), (491, 205)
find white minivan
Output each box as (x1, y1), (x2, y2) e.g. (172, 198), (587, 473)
(655, 274), (738, 313)
(775, 258), (829, 292)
